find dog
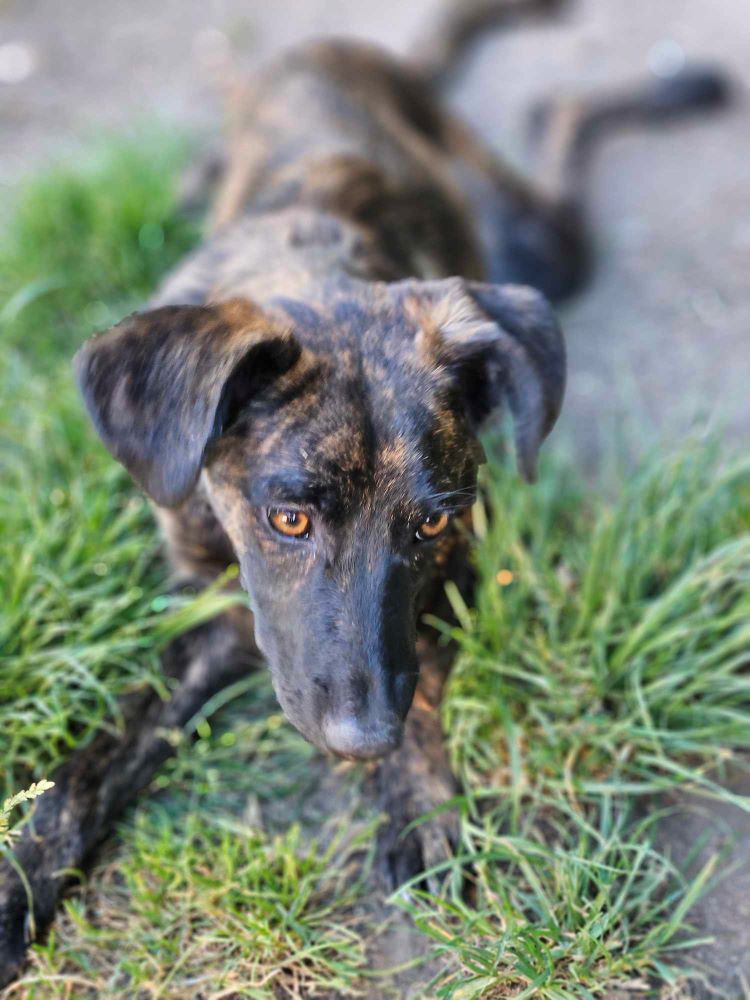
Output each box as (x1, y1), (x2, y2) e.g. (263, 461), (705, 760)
(0, 0), (729, 984)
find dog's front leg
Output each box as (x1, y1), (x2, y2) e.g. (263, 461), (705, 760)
(370, 638), (460, 891)
(0, 606), (257, 988)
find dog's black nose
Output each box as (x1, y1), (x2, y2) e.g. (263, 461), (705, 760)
(323, 716), (403, 760)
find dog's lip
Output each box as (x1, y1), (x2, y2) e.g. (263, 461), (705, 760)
(326, 745), (396, 763)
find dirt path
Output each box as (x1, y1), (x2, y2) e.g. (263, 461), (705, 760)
(2, 1), (749, 995)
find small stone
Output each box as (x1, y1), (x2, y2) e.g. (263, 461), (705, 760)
(648, 38), (686, 79)
(0, 42), (36, 84)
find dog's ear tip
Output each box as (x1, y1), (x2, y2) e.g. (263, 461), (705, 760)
(72, 335), (111, 422)
(73, 324), (112, 380)
(72, 340), (91, 379)
(143, 477), (191, 510)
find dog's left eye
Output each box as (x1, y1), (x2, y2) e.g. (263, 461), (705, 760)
(268, 507), (311, 539)
(415, 512), (450, 542)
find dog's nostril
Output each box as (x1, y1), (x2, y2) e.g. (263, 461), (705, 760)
(323, 716), (403, 761)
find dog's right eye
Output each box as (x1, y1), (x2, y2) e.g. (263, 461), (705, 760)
(267, 507), (312, 539)
(415, 512), (450, 542)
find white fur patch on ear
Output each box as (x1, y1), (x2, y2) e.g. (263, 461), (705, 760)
(413, 277), (494, 365)
(429, 279), (486, 340)
(398, 276), (565, 483)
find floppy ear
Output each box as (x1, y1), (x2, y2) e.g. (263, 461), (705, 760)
(74, 299), (304, 507)
(415, 279), (566, 481)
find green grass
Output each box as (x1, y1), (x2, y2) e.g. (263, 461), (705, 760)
(441, 442), (750, 801)
(398, 799), (715, 999)
(0, 131), (198, 364)
(388, 440), (750, 998)
(0, 135), (238, 793)
(2, 134), (749, 999)
(0, 137), (373, 999)
(21, 692), (373, 999)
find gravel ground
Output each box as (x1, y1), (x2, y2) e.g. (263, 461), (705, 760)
(1, 0), (748, 995)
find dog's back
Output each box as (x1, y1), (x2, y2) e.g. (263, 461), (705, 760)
(201, 10), (729, 304)
(210, 40), (487, 280)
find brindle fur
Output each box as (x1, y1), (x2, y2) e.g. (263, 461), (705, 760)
(0, 0), (729, 985)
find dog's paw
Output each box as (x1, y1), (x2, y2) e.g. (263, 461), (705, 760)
(374, 792), (461, 894)
(0, 875), (31, 989)
(0, 939), (27, 991)
(369, 715), (461, 893)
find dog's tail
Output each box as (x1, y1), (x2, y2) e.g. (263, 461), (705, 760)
(412, 0), (568, 90)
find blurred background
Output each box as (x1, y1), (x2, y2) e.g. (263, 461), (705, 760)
(1, 2), (749, 996)
(0, 0), (748, 463)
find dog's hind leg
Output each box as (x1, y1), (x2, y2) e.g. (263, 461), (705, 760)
(414, 0), (571, 90)
(0, 602), (258, 988)
(517, 64), (731, 298)
(436, 62), (731, 300)
(527, 65), (731, 225)
(411, 2), (730, 300)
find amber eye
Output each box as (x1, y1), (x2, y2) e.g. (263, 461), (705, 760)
(415, 512), (450, 542)
(268, 507), (311, 539)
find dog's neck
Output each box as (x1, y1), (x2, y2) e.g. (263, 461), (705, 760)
(151, 206), (448, 314)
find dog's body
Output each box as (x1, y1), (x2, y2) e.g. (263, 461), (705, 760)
(78, 32), (579, 760)
(0, 1), (729, 985)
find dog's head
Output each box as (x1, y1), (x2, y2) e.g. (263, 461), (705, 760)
(75, 278), (564, 759)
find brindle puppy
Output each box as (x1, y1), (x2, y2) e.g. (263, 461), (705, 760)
(0, 0), (729, 984)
